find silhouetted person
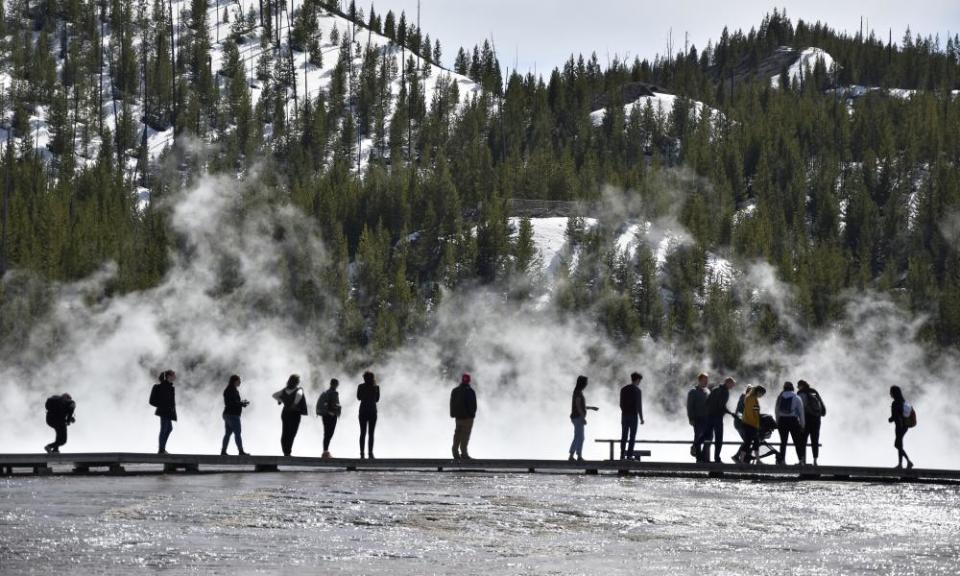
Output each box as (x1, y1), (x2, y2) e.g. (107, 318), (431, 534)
(619, 372), (644, 459)
(450, 373), (477, 460)
(889, 385), (915, 469)
(687, 373), (711, 462)
(43, 393), (76, 453)
(705, 377), (736, 463)
(357, 371), (380, 459)
(273, 374), (308, 457)
(569, 375), (598, 461)
(796, 380), (826, 466)
(221, 374), (250, 456)
(316, 379), (342, 459)
(775, 382), (806, 465)
(149, 370), (177, 454)
(737, 385), (766, 463)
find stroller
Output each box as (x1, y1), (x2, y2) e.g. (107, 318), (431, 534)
(732, 413), (781, 464)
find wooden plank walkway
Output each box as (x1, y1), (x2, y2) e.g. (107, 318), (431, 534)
(1, 453), (957, 483)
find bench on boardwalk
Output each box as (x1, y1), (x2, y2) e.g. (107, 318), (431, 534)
(594, 439), (822, 461)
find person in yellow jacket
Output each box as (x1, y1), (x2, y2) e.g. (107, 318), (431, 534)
(736, 386), (766, 463)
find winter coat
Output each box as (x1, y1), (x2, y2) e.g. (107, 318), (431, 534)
(706, 386), (730, 418)
(743, 393), (761, 429)
(450, 384), (477, 419)
(317, 389), (342, 418)
(273, 386), (308, 416)
(223, 384), (244, 417)
(775, 391), (805, 428)
(357, 382), (380, 415)
(45, 395), (76, 425)
(150, 380), (177, 420)
(619, 384), (644, 420)
(686, 386), (710, 424)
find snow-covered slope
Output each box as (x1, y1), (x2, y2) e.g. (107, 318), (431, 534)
(589, 91), (716, 127)
(4, 0), (480, 189)
(770, 47), (835, 88)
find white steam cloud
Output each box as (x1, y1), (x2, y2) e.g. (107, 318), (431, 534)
(1, 172), (957, 468)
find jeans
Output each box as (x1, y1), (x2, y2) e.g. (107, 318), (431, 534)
(777, 416), (805, 464)
(159, 417), (173, 452)
(692, 418), (713, 462)
(322, 415), (338, 452)
(620, 414), (638, 458)
(46, 420), (67, 449)
(803, 416), (821, 460)
(221, 414), (244, 454)
(707, 414), (725, 462)
(280, 411), (301, 456)
(359, 411), (377, 456)
(738, 426), (759, 462)
(569, 416), (586, 458)
(452, 418), (474, 458)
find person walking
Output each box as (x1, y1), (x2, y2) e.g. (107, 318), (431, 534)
(687, 373), (711, 462)
(736, 385), (766, 463)
(796, 380), (826, 466)
(705, 377), (736, 463)
(273, 374), (308, 457)
(569, 375), (599, 461)
(619, 372), (645, 460)
(732, 385), (754, 463)
(450, 373), (477, 460)
(149, 370), (177, 454)
(889, 385), (916, 469)
(43, 394), (76, 453)
(221, 375), (250, 456)
(775, 382), (806, 465)
(357, 371), (380, 459)
(316, 379), (342, 459)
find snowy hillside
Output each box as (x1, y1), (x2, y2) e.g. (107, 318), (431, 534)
(770, 47), (835, 88)
(2, 0), (480, 195)
(589, 91), (717, 127)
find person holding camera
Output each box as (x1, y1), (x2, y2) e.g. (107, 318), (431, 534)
(221, 374), (250, 456)
(43, 393), (76, 453)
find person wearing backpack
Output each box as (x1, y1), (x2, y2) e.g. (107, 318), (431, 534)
(888, 385), (916, 469)
(357, 371), (380, 459)
(149, 370), (177, 454)
(316, 379), (341, 459)
(774, 381), (806, 465)
(221, 375), (250, 456)
(272, 374), (308, 457)
(796, 380), (826, 466)
(43, 394), (76, 453)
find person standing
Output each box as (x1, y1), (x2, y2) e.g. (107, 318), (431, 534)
(43, 394), (76, 454)
(316, 379), (342, 459)
(149, 370), (177, 454)
(796, 380), (826, 466)
(619, 372), (645, 460)
(889, 385), (915, 469)
(357, 371), (380, 459)
(705, 377), (736, 463)
(273, 374), (308, 457)
(450, 373), (478, 460)
(221, 375), (250, 456)
(687, 373), (711, 462)
(737, 385), (766, 463)
(774, 382), (806, 465)
(569, 375), (599, 461)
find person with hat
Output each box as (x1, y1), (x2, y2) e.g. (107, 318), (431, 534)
(450, 373), (477, 460)
(619, 372), (645, 460)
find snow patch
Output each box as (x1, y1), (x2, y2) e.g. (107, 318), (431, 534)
(771, 47), (834, 88)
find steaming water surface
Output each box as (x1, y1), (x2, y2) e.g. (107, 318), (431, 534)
(2, 471), (958, 575)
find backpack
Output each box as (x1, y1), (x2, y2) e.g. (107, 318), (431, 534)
(804, 391), (823, 417)
(45, 395), (59, 411)
(904, 404), (917, 429)
(777, 395), (794, 415)
(316, 390), (330, 416)
(149, 384), (160, 407)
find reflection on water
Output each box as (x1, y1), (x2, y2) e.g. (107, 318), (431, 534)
(2, 471), (959, 575)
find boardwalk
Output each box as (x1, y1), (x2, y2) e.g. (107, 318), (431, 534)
(1, 453), (957, 484)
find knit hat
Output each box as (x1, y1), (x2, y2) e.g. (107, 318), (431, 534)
(461, 373), (472, 385)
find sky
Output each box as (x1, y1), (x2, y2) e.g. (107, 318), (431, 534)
(382, 0), (960, 75)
